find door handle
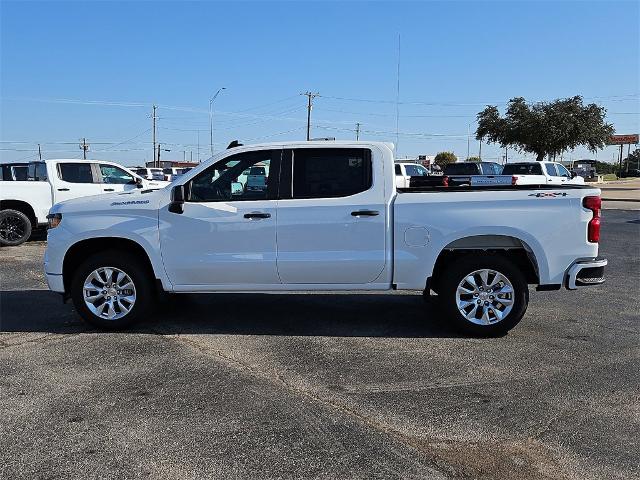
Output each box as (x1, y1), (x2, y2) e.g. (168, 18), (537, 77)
(57, 188), (70, 192)
(244, 212), (271, 219)
(103, 188), (115, 191)
(351, 210), (380, 217)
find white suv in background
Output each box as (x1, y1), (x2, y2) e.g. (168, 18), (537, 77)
(503, 161), (585, 185)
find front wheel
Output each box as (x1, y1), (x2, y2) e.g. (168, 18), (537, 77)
(71, 251), (154, 329)
(0, 209), (32, 246)
(438, 255), (529, 336)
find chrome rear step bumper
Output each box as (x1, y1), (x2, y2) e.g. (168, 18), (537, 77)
(566, 258), (607, 290)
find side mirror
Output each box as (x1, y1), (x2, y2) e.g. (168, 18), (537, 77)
(135, 177), (144, 188)
(570, 171), (577, 178)
(168, 185), (185, 214)
(231, 182), (243, 195)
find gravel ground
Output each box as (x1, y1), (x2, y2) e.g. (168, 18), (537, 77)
(0, 210), (638, 479)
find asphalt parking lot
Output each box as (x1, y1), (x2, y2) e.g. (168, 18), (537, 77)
(1, 210), (638, 480)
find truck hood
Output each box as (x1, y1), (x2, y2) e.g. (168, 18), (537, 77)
(50, 188), (165, 215)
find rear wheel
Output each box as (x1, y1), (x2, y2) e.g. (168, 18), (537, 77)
(0, 209), (32, 246)
(439, 255), (529, 336)
(71, 251), (154, 329)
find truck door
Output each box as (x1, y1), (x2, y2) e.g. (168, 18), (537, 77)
(545, 163), (563, 185)
(159, 149), (281, 287)
(276, 147), (387, 284)
(52, 162), (102, 203)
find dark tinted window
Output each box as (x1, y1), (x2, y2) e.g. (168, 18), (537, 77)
(28, 162), (48, 181)
(443, 163), (480, 175)
(58, 163), (95, 183)
(395, 164), (402, 175)
(292, 148), (371, 199)
(502, 164), (543, 175)
(188, 150), (279, 202)
(12, 166), (28, 181)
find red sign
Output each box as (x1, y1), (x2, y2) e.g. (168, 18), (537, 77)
(608, 134), (639, 145)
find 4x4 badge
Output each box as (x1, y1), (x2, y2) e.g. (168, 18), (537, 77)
(528, 192), (568, 198)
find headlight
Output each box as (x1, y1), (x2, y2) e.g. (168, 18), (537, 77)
(46, 213), (62, 229)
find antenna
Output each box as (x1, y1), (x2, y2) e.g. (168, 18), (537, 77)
(395, 34), (401, 155)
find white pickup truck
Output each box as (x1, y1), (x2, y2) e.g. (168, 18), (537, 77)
(0, 159), (167, 246)
(44, 141), (607, 336)
(503, 161), (585, 186)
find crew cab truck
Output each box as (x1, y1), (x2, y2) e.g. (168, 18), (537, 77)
(503, 161), (585, 186)
(44, 141), (607, 336)
(0, 159), (167, 246)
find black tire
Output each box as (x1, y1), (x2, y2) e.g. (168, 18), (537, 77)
(438, 255), (529, 336)
(70, 250), (154, 329)
(0, 209), (32, 246)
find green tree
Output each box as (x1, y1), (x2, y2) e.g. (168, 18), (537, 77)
(466, 156), (482, 162)
(476, 96), (614, 162)
(434, 151), (457, 168)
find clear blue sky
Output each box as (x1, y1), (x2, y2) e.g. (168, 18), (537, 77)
(1, 0), (638, 166)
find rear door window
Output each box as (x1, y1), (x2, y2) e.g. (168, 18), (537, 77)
(58, 163), (95, 183)
(290, 148), (372, 199)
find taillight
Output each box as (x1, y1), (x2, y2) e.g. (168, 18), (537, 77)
(511, 176), (518, 185)
(442, 175), (449, 187)
(583, 196), (601, 243)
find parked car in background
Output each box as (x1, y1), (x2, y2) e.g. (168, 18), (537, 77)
(45, 141), (605, 337)
(395, 162), (435, 188)
(0, 163), (28, 181)
(162, 167), (192, 182)
(503, 162), (585, 185)
(438, 161), (511, 187)
(0, 159), (167, 246)
(134, 167), (165, 181)
(443, 161), (503, 176)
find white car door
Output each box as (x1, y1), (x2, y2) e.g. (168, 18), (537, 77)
(159, 149), (281, 288)
(98, 163), (140, 193)
(276, 147), (387, 284)
(545, 163), (564, 185)
(52, 162), (103, 203)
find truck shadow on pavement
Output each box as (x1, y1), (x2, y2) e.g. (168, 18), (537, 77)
(0, 290), (464, 338)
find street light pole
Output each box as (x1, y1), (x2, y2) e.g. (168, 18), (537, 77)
(209, 87), (226, 157)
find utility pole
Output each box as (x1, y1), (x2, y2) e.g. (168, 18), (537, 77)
(38, 144), (42, 161)
(355, 122), (361, 141)
(466, 124), (471, 159)
(302, 91), (319, 141)
(478, 137), (482, 160)
(79, 138), (89, 160)
(504, 146), (508, 164)
(152, 104), (157, 168)
(209, 87), (226, 156)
